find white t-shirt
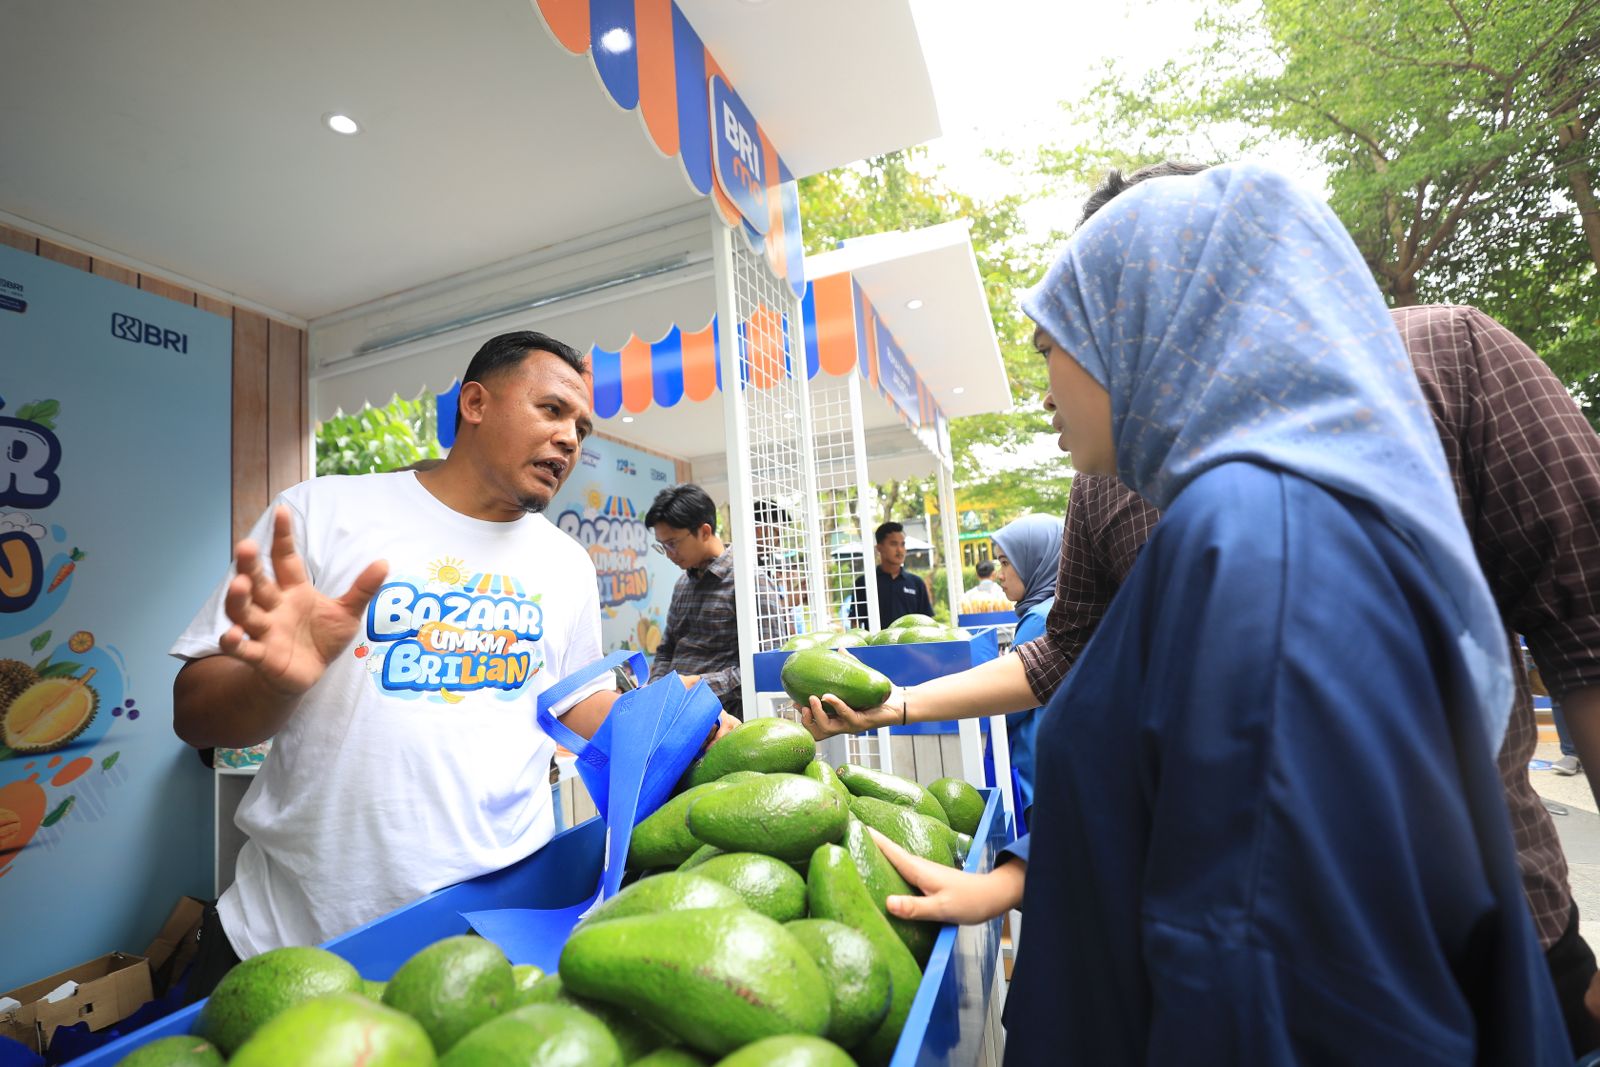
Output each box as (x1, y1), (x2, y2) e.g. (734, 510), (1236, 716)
(171, 472), (608, 957)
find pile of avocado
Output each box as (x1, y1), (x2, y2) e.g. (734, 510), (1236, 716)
(781, 615), (970, 656)
(116, 718), (986, 1067)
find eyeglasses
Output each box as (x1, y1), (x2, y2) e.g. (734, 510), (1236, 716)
(652, 533), (692, 556)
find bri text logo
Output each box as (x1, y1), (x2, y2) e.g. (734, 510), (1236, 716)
(111, 312), (188, 353)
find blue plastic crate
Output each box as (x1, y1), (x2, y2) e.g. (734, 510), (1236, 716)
(73, 791), (1008, 1066)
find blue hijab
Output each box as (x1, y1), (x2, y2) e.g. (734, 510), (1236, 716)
(992, 513), (1063, 616)
(1021, 163), (1512, 747)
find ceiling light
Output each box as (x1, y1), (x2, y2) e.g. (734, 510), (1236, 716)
(952, 386), (966, 395)
(621, 416), (635, 423)
(598, 27), (634, 53)
(906, 299), (924, 310)
(323, 112), (361, 135)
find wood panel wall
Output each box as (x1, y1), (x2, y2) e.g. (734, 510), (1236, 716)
(0, 222), (308, 545)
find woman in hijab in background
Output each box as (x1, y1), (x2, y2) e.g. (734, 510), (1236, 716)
(989, 513), (1062, 827)
(996, 164), (1566, 1063)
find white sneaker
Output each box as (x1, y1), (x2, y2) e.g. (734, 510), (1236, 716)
(1552, 754), (1582, 776)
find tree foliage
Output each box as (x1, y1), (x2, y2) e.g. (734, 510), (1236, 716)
(1046, 0), (1600, 425)
(798, 150), (1071, 521)
(315, 394), (441, 477)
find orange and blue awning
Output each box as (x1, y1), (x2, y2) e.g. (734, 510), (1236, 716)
(434, 271), (946, 449)
(533, 0), (805, 297)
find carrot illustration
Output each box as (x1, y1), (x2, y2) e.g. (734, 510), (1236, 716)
(47, 548), (85, 593)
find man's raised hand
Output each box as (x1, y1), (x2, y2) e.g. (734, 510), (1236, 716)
(217, 506), (388, 696)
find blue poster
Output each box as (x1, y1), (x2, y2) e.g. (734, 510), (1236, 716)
(549, 437), (682, 659)
(0, 246), (230, 988)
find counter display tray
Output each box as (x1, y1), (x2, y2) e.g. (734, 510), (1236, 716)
(73, 791), (1008, 1066)
(753, 628), (999, 734)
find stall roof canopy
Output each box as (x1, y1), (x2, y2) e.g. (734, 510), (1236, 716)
(0, 0), (940, 322)
(806, 221), (1010, 420)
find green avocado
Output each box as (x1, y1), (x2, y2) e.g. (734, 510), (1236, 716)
(692, 852), (808, 922)
(229, 993), (433, 1067)
(841, 815), (936, 965)
(781, 632), (837, 652)
(634, 1050), (710, 1066)
(686, 774), (847, 862)
(849, 796), (959, 868)
(629, 782), (731, 869)
(438, 1002), (623, 1066)
(837, 764), (950, 824)
(784, 919), (892, 1049)
(806, 845), (924, 1067)
(195, 945), (362, 1055)
(113, 1035), (225, 1067)
(780, 648), (892, 711)
(711, 1035), (857, 1066)
(512, 974), (671, 1060)
(582, 871), (746, 926)
(926, 777), (985, 836)
(803, 760), (853, 807)
(558, 907), (830, 1057)
(381, 935), (513, 1054)
(687, 718), (817, 787)
(677, 843), (725, 871)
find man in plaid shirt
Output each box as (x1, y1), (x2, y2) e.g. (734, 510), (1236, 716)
(645, 483), (788, 719)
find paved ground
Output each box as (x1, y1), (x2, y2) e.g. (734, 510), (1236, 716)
(1530, 740), (1600, 949)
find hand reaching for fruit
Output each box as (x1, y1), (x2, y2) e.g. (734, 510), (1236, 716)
(869, 827), (1025, 925)
(219, 506), (388, 697)
(797, 689), (906, 741)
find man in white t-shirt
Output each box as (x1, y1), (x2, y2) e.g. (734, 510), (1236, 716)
(171, 331), (731, 993)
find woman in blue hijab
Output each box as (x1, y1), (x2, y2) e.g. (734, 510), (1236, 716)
(995, 164), (1565, 1063)
(989, 513), (1062, 821)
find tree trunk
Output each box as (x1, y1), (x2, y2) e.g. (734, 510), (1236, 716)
(1391, 275), (1420, 307)
(1558, 121), (1600, 271)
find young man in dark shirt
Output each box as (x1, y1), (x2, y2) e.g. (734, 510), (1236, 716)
(849, 521), (933, 627)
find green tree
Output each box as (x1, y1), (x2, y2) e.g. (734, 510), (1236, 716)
(1048, 0), (1600, 425)
(799, 150), (1070, 515)
(315, 394), (441, 476)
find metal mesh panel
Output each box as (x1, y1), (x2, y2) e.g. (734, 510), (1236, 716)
(808, 378), (867, 630)
(727, 238), (816, 654)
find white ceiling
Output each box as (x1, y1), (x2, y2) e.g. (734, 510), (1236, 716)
(674, 0), (941, 177)
(806, 221), (1011, 419)
(0, 0), (942, 322)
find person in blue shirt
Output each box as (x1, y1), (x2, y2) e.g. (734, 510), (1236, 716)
(802, 163), (1567, 1063)
(989, 512), (1062, 823)
(847, 521), (933, 627)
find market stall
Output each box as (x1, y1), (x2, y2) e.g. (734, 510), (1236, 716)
(0, 0), (1026, 1062)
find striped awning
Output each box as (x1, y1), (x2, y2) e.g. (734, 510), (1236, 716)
(533, 0), (805, 297)
(433, 271), (946, 449)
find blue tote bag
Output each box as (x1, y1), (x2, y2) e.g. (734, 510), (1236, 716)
(463, 651), (723, 969)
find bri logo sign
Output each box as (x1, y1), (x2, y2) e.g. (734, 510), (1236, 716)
(111, 312), (188, 354)
(709, 75), (769, 235)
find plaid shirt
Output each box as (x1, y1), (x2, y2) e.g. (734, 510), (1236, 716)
(1015, 305), (1600, 948)
(647, 547), (787, 719)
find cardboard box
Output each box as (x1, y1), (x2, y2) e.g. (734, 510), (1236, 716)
(0, 952), (152, 1053)
(143, 896), (206, 997)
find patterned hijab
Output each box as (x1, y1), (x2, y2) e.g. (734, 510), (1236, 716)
(1021, 163), (1511, 746)
(992, 513), (1064, 616)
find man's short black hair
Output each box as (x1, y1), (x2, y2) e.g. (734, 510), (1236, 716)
(753, 499), (792, 526)
(975, 559), (996, 579)
(874, 521), (904, 545)
(1077, 160), (1211, 231)
(646, 483), (717, 534)
(455, 330), (589, 432)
